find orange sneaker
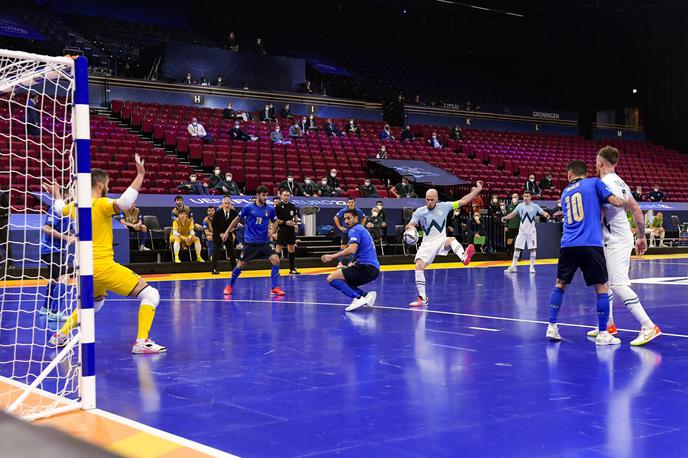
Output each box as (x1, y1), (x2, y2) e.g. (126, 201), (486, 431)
(223, 285), (233, 295)
(463, 244), (475, 265)
(587, 323), (618, 337)
(271, 287), (286, 296)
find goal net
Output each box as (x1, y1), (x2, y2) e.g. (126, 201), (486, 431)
(0, 50), (94, 421)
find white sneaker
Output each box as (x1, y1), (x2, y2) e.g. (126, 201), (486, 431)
(529, 266), (536, 273)
(345, 295), (368, 312)
(409, 296), (429, 307)
(630, 325), (662, 346)
(132, 339), (167, 354)
(49, 332), (68, 347)
(504, 266), (517, 273)
(659, 243), (668, 248)
(364, 291), (377, 308)
(595, 331), (621, 346)
(546, 323), (561, 341)
(139, 246), (151, 251)
(47, 310), (69, 322)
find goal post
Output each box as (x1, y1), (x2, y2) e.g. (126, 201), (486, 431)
(0, 49), (94, 421)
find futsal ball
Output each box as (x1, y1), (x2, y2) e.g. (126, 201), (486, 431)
(403, 228), (419, 245)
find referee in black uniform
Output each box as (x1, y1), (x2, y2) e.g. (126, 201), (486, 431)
(211, 196), (238, 274)
(274, 190), (300, 274)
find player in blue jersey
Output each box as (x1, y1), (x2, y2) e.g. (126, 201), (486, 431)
(333, 198), (366, 268)
(221, 186), (285, 296)
(39, 203), (75, 321)
(547, 160), (629, 345)
(405, 183), (483, 307)
(321, 209), (380, 312)
(502, 190), (550, 273)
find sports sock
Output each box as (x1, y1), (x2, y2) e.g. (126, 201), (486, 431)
(353, 287), (367, 297)
(173, 240), (181, 256)
(140, 230), (148, 248)
(615, 285), (654, 329)
(607, 290), (615, 326)
(330, 279), (359, 299)
(450, 239), (465, 260)
(136, 304), (156, 342)
(659, 233), (665, 245)
(512, 249), (522, 269)
(529, 251), (536, 267)
(229, 266), (242, 287)
(415, 270), (426, 299)
(271, 265), (280, 289)
(43, 280), (57, 311)
(649, 234), (656, 246)
(288, 252), (295, 270)
(596, 292), (610, 331)
(549, 287), (564, 324)
(194, 239), (202, 257)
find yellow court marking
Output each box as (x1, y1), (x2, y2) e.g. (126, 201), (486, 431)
(107, 431), (182, 458)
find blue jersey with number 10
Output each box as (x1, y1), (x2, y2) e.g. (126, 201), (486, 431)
(560, 177), (613, 248)
(239, 203), (276, 244)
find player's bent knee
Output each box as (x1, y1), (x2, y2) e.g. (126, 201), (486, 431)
(140, 225), (147, 232)
(137, 285), (160, 308)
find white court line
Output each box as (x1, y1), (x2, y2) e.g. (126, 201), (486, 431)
(107, 298), (688, 339)
(468, 326), (501, 332)
(428, 343), (477, 352)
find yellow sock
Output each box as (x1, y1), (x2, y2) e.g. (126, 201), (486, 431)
(136, 304), (156, 341)
(59, 310), (79, 335)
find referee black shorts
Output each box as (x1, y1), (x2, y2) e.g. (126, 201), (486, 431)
(276, 226), (296, 246)
(557, 246), (608, 286)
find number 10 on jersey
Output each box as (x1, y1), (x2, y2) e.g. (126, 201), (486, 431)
(565, 193), (584, 224)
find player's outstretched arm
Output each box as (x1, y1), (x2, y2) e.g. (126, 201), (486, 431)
(455, 180), (483, 207)
(501, 210), (517, 222)
(113, 154), (145, 213)
(321, 243), (358, 263)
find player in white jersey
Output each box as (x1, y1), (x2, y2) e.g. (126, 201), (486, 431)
(502, 191), (550, 273)
(405, 182), (483, 307)
(587, 146), (661, 346)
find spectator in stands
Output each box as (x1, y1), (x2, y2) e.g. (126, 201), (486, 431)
(225, 32), (238, 51)
(209, 167), (224, 193)
(467, 211), (487, 253)
(428, 132), (442, 149)
(391, 176), (416, 198)
(268, 103), (276, 119)
(539, 173), (555, 191)
(358, 178), (378, 198)
(649, 211), (667, 247)
(203, 206), (215, 260)
(327, 169), (344, 196)
(215, 75), (225, 87)
(302, 80), (313, 94)
(376, 145), (388, 159)
(302, 177), (318, 197)
(278, 173), (303, 196)
(260, 104), (271, 122)
(488, 195), (502, 216)
(223, 102), (237, 120)
(200, 75), (209, 86)
(229, 121), (258, 141)
(187, 118), (213, 143)
(26, 94), (40, 135)
(401, 126), (415, 142)
(524, 174), (541, 197)
(632, 186), (645, 201)
(366, 206), (384, 240)
(346, 119), (360, 136)
(183, 72), (192, 84)
(298, 116), (309, 134)
(171, 195), (202, 232)
(318, 177), (335, 197)
(119, 203), (149, 251)
(379, 124), (395, 141)
(324, 118), (344, 137)
(177, 173), (209, 195)
(255, 38), (266, 55)
(648, 184), (666, 202)
(374, 201), (387, 230)
(220, 172), (242, 195)
(170, 209), (204, 263)
(280, 104), (294, 119)
(447, 206), (463, 241)
(288, 120), (303, 138)
(270, 125), (291, 145)
(450, 124), (464, 140)
(306, 114), (318, 132)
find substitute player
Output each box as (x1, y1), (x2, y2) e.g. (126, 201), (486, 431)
(502, 191), (550, 273)
(275, 190), (301, 274)
(321, 209), (379, 312)
(546, 160), (629, 346)
(170, 209), (204, 263)
(221, 186), (285, 296)
(586, 146), (661, 346)
(333, 198), (366, 268)
(404, 183), (482, 307)
(46, 154), (165, 353)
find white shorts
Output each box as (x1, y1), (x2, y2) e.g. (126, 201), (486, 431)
(604, 243), (632, 287)
(515, 231), (537, 250)
(415, 236), (450, 265)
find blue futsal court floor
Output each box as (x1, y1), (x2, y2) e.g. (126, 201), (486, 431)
(7, 255), (688, 456)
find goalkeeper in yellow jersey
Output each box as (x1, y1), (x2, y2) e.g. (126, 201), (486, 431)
(45, 154), (166, 354)
(170, 208), (204, 263)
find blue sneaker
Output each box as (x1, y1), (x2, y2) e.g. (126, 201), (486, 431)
(39, 305), (50, 315)
(47, 310), (69, 322)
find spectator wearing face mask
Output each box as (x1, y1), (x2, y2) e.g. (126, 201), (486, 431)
(216, 172), (242, 195)
(209, 167), (224, 193)
(632, 186), (645, 202)
(270, 125), (291, 145)
(278, 173), (303, 196)
(524, 174), (541, 196)
(306, 114), (318, 132)
(228, 121), (258, 141)
(346, 119), (360, 136)
(487, 195), (502, 216)
(298, 116), (309, 135)
(302, 176), (318, 197)
(324, 118), (344, 137)
(288, 120), (303, 138)
(187, 118), (213, 144)
(366, 206), (385, 240)
(261, 103), (274, 122)
(326, 169), (343, 196)
(401, 126), (415, 142)
(376, 145), (388, 159)
(648, 185), (666, 202)
(450, 125), (464, 140)
(182, 72), (193, 84)
(447, 206), (463, 241)
(379, 124), (395, 141)
(318, 177), (335, 197)
(280, 103), (293, 119)
(223, 102), (237, 120)
(358, 178), (378, 198)
(468, 211), (487, 253)
(505, 193), (521, 254)
(427, 131), (442, 149)
(539, 173), (555, 191)
(374, 201), (387, 230)
(177, 173), (208, 195)
(391, 176), (416, 198)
